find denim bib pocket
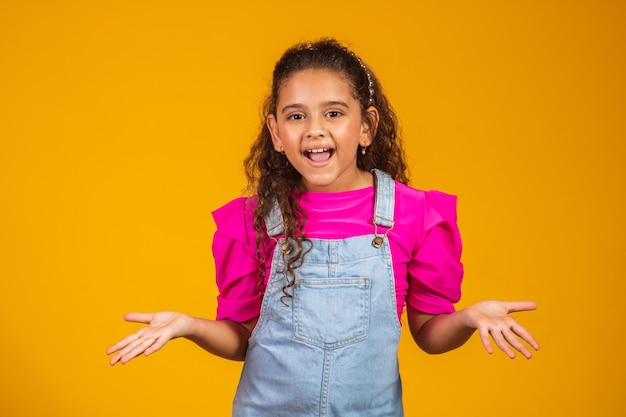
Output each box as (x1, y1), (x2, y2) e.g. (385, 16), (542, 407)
(293, 277), (370, 349)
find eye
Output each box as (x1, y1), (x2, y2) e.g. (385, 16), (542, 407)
(287, 113), (305, 121)
(326, 110), (342, 118)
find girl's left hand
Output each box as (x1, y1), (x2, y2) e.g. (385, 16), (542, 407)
(463, 300), (540, 359)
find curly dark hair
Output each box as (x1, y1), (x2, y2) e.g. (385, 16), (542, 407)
(243, 38), (409, 300)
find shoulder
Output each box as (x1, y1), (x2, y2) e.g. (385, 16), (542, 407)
(394, 181), (426, 204)
(212, 196), (258, 240)
(394, 182), (458, 222)
(392, 181), (460, 251)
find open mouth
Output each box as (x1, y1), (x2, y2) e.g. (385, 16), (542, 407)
(305, 148), (334, 162)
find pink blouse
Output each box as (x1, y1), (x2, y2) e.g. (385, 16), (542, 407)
(211, 181), (463, 323)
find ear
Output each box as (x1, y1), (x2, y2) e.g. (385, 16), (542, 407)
(267, 114), (284, 152)
(360, 106), (380, 147)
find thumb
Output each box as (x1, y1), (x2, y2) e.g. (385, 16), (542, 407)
(123, 312), (154, 324)
(506, 300), (537, 314)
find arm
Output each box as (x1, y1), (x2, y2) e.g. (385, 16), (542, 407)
(107, 199), (265, 365)
(106, 312), (258, 365)
(407, 300), (539, 359)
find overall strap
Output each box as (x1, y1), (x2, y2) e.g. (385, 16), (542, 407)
(264, 198), (285, 238)
(263, 169), (396, 238)
(372, 169), (395, 228)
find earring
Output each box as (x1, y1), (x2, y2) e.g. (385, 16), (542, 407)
(279, 147), (289, 165)
(361, 145), (367, 155)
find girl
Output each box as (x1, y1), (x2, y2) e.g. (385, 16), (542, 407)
(107, 39), (539, 416)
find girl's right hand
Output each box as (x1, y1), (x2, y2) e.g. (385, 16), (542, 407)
(106, 311), (193, 366)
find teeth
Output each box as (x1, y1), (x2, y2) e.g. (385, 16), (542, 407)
(307, 148), (329, 153)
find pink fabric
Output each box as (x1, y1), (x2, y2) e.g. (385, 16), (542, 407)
(211, 182), (463, 323)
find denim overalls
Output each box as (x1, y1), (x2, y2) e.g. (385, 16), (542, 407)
(233, 170), (403, 417)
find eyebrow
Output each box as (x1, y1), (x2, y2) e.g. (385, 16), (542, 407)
(279, 101), (350, 114)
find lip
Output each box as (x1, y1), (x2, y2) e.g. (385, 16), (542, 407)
(303, 147), (335, 167)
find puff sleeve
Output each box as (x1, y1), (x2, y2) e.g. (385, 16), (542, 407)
(211, 197), (264, 322)
(407, 190), (463, 315)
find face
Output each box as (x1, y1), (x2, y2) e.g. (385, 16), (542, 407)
(267, 69), (379, 192)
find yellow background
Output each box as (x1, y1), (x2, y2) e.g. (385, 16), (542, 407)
(1, 1), (624, 415)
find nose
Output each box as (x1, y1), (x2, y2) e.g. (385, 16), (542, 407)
(306, 129), (325, 139)
(306, 116), (326, 138)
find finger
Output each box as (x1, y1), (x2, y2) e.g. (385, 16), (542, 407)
(106, 326), (151, 355)
(489, 329), (516, 359)
(506, 301), (537, 314)
(106, 341), (126, 356)
(478, 328), (494, 355)
(108, 340), (142, 365)
(511, 323), (540, 351)
(106, 333), (140, 355)
(107, 327), (153, 360)
(123, 312), (154, 324)
(109, 347), (136, 366)
(109, 353), (122, 366)
(144, 335), (167, 356)
(502, 328), (533, 359)
(108, 336), (146, 365)
(119, 335), (158, 364)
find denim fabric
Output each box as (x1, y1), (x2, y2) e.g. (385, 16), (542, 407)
(233, 170), (403, 416)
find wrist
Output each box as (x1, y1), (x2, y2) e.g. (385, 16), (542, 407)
(457, 307), (478, 330)
(183, 314), (202, 338)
